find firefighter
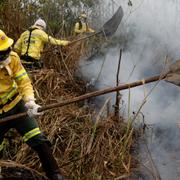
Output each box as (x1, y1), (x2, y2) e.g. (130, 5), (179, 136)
(14, 18), (70, 69)
(74, 12), (95, 34)
(0, 30), (65, 180)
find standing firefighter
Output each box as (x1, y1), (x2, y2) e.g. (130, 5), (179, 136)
(74, 12), (95, 34)
(14, 18), (70, 69)
(0, 30), (65, 180)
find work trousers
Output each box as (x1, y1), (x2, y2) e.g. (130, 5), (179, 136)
(0, 100), (64, 179)
(0, 100), (49, 155)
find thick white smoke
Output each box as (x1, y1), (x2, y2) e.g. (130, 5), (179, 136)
(79, 0), (180, 179)
(80, 0), (180, 123)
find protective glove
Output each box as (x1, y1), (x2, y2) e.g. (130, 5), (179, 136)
(60, 40), (71, 46)
(25, 100), (43, 117)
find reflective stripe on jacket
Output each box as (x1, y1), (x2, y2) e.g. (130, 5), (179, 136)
(14, 26), (69, 60)
(74, 22), (95, 34)
(0, 51), (34, 113)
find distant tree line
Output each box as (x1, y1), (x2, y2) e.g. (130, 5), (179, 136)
(0, 0), (99, 39)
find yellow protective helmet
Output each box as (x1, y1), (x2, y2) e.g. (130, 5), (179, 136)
(0, 30), (14, 51)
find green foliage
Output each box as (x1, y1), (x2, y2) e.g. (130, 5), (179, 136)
(0, 0), (6, 6)
(37, 0), (99, 35)
(0, 0), (7, 15)
(0, 0), (99, 37)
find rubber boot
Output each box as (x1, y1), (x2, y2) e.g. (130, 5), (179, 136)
(33, 143), (66, 180)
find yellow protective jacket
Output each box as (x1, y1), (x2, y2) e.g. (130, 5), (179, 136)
(74, 22), (95, 34)
(14, 26), (69, 61)
(0, 51), (34, 113)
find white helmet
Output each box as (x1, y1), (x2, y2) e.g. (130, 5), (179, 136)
(34, 18), (46, 30)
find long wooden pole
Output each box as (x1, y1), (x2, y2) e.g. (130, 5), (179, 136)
(70, 31), (102, 45)
(0, 75), (165, 124)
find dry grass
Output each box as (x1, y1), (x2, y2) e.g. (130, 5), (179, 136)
(0, 40), (137, 179)
(0, 1), (137, 179)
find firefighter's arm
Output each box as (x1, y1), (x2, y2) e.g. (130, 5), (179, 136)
(74, 23), (83, 33)
(88, 27), (95, 33)
(13, 55), (35, 102)
(13, 37), (22, 56)
(48, 36), (70, 46)
(41, 31), (70, 46)
(11, 54), (42, 116)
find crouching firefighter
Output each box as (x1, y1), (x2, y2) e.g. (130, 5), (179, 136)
(0, 30), (65, 180)
(14, 18), (70, 70)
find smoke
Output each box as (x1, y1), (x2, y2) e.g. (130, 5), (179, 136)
(79, 0), (180, 179)
(80, 0), (180, 123)
(116, 0), (180, 124)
